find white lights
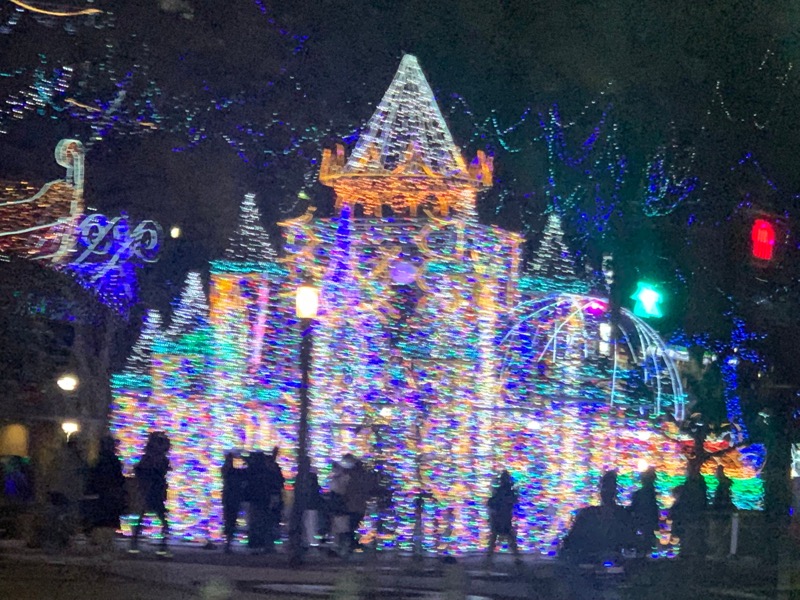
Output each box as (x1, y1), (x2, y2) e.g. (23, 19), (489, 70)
(170, 226), (182, 239)
(346, 54), (466, 179)
(224, 194), (277, 262)
(61, 420), (79, 439)
(636, 458), (650, 472)
(56, 374), (79, 392)
(295, 284), (320, 319)
(379, 406), (393, 418)
(166, 272), (209, 339)
(530, 213), (577, 281)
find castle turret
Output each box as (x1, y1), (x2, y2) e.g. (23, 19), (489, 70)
(319, 55), (492, 217)
(209, 194), (295, 466)
(109, 309), (163, 472)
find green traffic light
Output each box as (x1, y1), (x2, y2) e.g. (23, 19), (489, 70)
(631, 282), (664, 318)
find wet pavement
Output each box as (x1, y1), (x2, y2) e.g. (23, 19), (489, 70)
(0, 538), (788, 599)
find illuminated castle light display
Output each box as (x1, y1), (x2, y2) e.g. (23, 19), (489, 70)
(110, 55), (762, 551)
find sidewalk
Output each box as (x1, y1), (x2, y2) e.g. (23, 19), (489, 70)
(0, 538), (553, 599)
(1, 538), (786, 600)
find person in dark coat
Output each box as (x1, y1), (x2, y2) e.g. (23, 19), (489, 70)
(131, 432), (171, 554)
(712, 465), (734, 512)
(710, 464), (735, 557)
(487, 470), (521, 563)
(246, 451), (284, 553)
(265, 451), (285, 550)
(221, 452), (245, 553)
(629, 467), (660, 556)
(86, 436), (126, 551)
(560, 470), (634, 564)
(342, 454), (376, 554)
(294, 458), (323, 550)
(49, 437), (88, 538)
(669, 466), (708, 557)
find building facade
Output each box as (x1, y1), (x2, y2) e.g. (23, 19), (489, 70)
(110, 56), (761, 552)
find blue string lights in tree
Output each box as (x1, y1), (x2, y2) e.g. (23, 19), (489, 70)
(669, 315), (766, 441)
(642, 142), (699, 218)
(539, 104), (626, 242)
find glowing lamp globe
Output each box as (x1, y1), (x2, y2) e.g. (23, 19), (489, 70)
(170, 226), (182, 239)
(295, 284), (320, 319)
(390, 259), (418, 285)
(584, 299), (607, 317)
(61, 421), (79, 439)
(57, 374), (79, 392)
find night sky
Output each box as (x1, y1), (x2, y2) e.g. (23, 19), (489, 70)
(1, 0), (799, 337)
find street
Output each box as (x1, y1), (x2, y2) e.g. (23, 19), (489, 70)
(0, 539), (788, 600)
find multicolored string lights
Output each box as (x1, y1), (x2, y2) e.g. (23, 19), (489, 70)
(109, 55), (763, 550)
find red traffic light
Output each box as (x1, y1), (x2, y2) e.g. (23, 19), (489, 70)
(751, 218), (776, 261)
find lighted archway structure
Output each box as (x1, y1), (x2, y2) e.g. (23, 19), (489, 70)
(498, 293), (686, 420)
(487, 293), (688, 553)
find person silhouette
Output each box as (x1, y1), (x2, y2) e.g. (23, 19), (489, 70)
(629, 467), (660, 556)
(561, 470), (634, 563)
(487, 470), (521, 564)
(130, 432), (171, 555)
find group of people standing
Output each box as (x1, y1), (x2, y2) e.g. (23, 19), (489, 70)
(41, 435), (127, 550)
(41, 431), (169, 554)
(558, 465), (736, 563)
(221, 451), (377, 557)
(35, 429), (738, 563)
(221, 448), (285, 554)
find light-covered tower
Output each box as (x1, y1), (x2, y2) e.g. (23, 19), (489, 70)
(208, 193), (293, 455)
(319, 54), (493, 218)
(285, 54), (523, 552)
(109, 309), (163, 473)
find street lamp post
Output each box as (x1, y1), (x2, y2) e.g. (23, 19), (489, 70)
(56, 373), (80, 436)
(289, 282), (319, 566)
(56, 373), (79, 393)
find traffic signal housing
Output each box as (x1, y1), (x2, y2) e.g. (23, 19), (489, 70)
(751, 218), (776, 262)
(748, 213), (787, 268)
(631, 281), (665, 319)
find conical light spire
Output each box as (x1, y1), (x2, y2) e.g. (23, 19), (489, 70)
(166, 271), (209, 339)
(530, 213), (577, 281)
(319, 55), (492, 217)
(122, 309), (163, 376)
(345, 55), (467, 176)
(224, 193), (277, 263)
